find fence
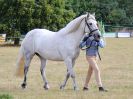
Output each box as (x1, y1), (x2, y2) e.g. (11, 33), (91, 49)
(0, 34), (25, 45)
(0, 34), (6, 44)
(98, 22), (133, 38)
(103, 32), (132, 38)
(0, 27), (133, 45)
(104, 24), (133, 38)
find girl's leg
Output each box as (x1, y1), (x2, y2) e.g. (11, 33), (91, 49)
(87, 57), (103, 87)
(84, 65), (93, 88)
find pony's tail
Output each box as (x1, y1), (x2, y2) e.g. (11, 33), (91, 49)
(15, 46), (25, 77)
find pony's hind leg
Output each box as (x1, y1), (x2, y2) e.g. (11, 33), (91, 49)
(21, 66), (29, 89)
(21, 52), (33, 89)
(39, 57), (49, 90)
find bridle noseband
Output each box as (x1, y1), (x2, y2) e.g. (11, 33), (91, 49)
(84, 17), (98, 36)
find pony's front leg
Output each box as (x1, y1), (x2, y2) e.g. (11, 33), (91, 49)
(60, 59), (76, 90)
(71, 59), (78, 90)
(60, 70), (70, 90)
(40, 58), (49, 90)
(61, 58), (78, 90)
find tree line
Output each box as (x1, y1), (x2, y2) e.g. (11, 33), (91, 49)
(0, 0), (132, 45)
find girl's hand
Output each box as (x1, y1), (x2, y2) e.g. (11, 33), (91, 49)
(89, 36), (94, 41)
(94, 33), (101, 42)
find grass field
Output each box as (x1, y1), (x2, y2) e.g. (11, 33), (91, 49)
(0, 38), (133, 99)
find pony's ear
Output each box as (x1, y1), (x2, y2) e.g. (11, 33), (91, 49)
(87, 12), (90, 18)
(92, 12), (95, 16)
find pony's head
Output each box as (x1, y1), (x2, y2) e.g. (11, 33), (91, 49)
(84, 13), (100, 37)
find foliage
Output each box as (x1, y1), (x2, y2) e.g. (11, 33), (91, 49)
(0, 0), (75, 45)
(37, 0), (75, 31)
(70, 0), (133, 25)
(107, 9), (127, 25)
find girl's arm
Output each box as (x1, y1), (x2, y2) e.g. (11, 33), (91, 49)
(79, 34), (89, 48)
(79, 34), (94, 49)
(79, 41), (86, 48)
(98, 39), (105, 48)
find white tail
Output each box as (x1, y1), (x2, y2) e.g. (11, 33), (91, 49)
(16, 46), (25, 77)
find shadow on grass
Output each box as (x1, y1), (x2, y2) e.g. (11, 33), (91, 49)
(0, 44), (20, 47)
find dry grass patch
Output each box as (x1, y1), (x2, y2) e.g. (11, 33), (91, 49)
(0, 38), (133, 99)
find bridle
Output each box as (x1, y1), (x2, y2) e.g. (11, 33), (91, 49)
(81, 17), (101, 60)
(84, 17), (99, 36)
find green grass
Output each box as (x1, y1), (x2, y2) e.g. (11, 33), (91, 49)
(0, 94), (13, 99)
(0, 38), (133, 99)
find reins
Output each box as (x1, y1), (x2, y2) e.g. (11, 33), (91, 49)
(96, 45), (101, 60)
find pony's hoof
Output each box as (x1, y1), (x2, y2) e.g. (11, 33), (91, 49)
(21, 83), (26, 89)
(74, 86), (79, 91)
(60, 85), (64, 90)
(44, 85), (49, 90)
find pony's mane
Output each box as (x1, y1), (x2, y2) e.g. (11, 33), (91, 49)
(58, 14), (87, 34)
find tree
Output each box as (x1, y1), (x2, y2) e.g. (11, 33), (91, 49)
(0, 0), (75, 45)
(70, 0), (133, 26)
(36, 0), (75, 31)
(107, 9), (127, 25)
(0, 0), (34, 45)
(117, 0), (133, 25)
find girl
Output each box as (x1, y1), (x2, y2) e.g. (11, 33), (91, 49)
(79, 33), (108, 92)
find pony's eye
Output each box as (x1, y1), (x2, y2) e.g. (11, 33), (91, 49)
(89, 23), (92, 25)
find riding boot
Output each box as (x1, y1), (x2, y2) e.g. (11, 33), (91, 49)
(83, 87), (89, 91)
(99, 87), (108, 92)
